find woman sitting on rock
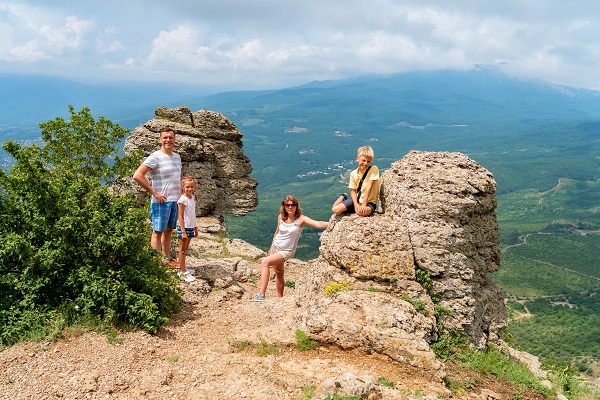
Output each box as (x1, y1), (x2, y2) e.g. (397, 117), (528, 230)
(253, 195), (329, 301)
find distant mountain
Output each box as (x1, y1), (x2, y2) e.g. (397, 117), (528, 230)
(190, 68), (600, 130)
(0, 74), (216, 127)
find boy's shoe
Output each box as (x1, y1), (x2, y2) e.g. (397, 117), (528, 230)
(168, 258), (180, 267)
(178, 271), (196, 282)
(182, 267), (195, 275)
(252, 293), (266, 301)
(341, 193), (348, 200)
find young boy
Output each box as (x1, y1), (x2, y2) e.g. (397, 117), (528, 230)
(332, 146), (379, 217)
(176, 176), (198, 282)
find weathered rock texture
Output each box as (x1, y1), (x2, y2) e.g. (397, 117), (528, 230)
(124, 106), (258, 217)
(295, 150), (506, 377)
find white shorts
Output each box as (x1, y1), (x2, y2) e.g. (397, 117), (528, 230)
(269, 244), (295, 261)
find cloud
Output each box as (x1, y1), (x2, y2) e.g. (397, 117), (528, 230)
(1, 1), (600, 90)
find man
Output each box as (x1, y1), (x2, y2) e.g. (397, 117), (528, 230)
(133, 126), (182, 261)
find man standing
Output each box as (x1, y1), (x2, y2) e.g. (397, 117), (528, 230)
(133, 127), (182, 262)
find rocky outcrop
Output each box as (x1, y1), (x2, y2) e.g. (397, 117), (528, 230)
(295, 150), (507, 376)
(124, 106), (258, 217)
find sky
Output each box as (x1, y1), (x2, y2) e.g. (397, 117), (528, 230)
(2, 0), (600, 92)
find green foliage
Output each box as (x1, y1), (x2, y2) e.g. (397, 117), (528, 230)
(505, 292), (600, 367)
(0, 106), (181, 347)
(430, 329), (468, 361)
(459, 346), (553, 396)
(255, 340), (281, 357)
(376, 376), (394, 388)
(299, 385), (317, 399)
(295, 329), (319, 351)
(401, 295), (428, 315)
(323, 281), (352, 296)
(285, 280), (296, 288)
(230, 339), (281, 357)
(323, 395), (362, 400)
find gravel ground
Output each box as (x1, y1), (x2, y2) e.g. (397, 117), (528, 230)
(0, 260), (549, 400)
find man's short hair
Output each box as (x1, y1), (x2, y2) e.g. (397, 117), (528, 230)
(160, 126), (175, 137)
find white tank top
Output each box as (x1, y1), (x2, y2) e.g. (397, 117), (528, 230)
(273, 219), (303, 250)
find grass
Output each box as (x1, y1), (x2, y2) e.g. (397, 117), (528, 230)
(230, 339), (281, 357)
(295, 329), (319, 351)
(431, 330), (600, 399)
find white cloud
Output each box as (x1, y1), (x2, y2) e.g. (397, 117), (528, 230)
(2, 1), (600, 90)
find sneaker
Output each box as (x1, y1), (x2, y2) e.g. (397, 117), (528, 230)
(341, 193), (348, 200)
(252, 293), (266, 301)
(178, 271), (196, 283)
(168, 258), (180, 268)
(181, 267), (195, 275)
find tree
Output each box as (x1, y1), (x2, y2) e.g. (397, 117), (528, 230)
(0, 106), (181, 346)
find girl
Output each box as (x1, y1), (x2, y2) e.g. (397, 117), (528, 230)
(253, 195), (329, 301)
(176, 176), (198, 282)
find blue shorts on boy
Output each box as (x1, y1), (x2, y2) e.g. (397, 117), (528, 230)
(150, 202), (178, 232)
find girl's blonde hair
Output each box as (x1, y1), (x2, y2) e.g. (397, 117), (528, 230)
(279, 195), (302, 220)
(181, 176), (197, 192)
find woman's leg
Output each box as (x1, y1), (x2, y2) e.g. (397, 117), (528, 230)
(273, 263), (285, 297)
(259, 253), (285, 296)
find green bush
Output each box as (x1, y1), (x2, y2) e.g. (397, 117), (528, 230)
(0, 106), (181, 346)
(295, 328), (319, 351)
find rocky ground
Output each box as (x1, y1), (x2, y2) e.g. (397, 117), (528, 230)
(0, 237), (551, 400)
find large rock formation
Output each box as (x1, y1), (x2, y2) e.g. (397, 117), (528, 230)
(124, 106), (258, 217)
(295, 150), (507, 376)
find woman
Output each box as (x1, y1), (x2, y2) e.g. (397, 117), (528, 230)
(253, 195), (329, 301)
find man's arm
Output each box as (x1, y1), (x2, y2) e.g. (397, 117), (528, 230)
(133, 164), (166, 203)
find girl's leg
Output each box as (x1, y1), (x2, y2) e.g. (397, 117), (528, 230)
(273, 263), (285, 297)
(179, 238), (191, 273)
(259, 253), (285, 296)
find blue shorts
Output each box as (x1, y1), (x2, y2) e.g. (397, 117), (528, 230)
(340, 198), (377, 214)
(150, 202), (178, 232)
(177, 226), (196, 239)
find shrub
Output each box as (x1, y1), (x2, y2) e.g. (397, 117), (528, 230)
(323, 281), (352, 296)
(295, 329), (319, 351)
(0, 106), (181, 346)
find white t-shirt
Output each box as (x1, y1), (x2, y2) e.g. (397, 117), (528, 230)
(142, 150), (182, 203)
(273, 219), (302, 251)
(177, 194), (197, 229)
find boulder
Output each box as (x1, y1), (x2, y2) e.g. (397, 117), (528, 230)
(124, 106), (258, 219)
(295, 150), (507, 377)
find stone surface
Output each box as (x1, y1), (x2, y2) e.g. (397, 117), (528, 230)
(295, 150), (507, 378)
(124, 105), (258, 219)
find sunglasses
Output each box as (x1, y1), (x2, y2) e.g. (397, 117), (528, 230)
(284, 203), (297, 207)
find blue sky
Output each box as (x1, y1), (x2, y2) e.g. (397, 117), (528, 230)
(2, 0), (600, 91)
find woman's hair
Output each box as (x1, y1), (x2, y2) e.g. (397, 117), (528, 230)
(181, 176), (197, 191)
(279, 195), (302, 220)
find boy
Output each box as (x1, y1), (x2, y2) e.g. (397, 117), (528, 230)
(332, 146), (379, 217)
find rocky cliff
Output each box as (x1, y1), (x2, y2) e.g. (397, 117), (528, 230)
(125, 112), (509, 393)
(124, 106), (258, 218)
(294, 150), (507, 377)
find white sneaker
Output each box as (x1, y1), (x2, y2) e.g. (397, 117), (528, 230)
(177, 271), (196, 282)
